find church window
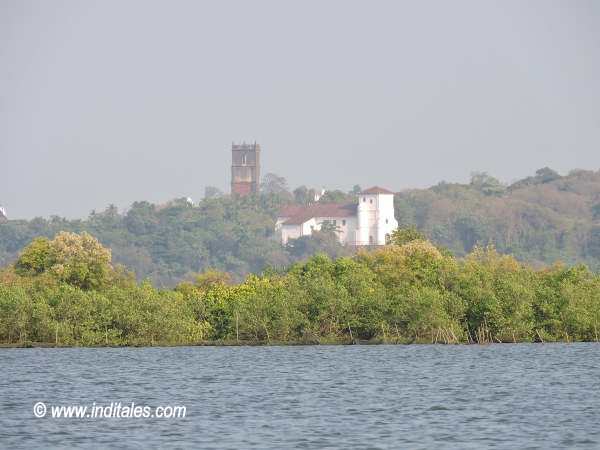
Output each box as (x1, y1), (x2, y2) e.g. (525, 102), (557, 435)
(242, 153), (247, 165)
(369, 199), (373, 204)
(363, 197), (366, 202)
(385, 218), (388, 224)
(342, 220), (346, 226)
(333, 220), (337, 226)
(369, 235), (374, 244)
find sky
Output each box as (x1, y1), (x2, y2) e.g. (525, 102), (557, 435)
(1, 0), (599, 219)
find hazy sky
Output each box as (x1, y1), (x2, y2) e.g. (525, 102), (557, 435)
(1, 0), (599, 219)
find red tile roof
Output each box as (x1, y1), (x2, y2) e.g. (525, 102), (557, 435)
(278, 205), (309, 217)
(279, 203), (357, 225)
(361, 186), (395, 195)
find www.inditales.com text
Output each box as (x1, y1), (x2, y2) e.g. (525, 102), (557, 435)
(33, 402), (186, 419)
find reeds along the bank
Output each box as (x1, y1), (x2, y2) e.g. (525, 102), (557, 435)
(431, 328), (460, 344)
(474, 320), (493, 345)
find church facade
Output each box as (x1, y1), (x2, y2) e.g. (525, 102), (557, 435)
(276, 187), (398, 246)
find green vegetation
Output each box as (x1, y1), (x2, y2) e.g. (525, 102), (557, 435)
(0, 193), (335, 286)
(395, 168), (600, 269)
(1, 168), (599, 287)
(1, 167), (599, 346)
(1, 231), (599, 347)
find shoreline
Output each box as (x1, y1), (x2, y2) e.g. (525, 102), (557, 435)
(0, 339), (591, 349)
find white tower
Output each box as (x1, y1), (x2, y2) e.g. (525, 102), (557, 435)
(355, 187), (397, 245)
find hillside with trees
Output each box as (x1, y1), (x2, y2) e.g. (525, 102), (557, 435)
(395, 168), (600, 269)
(0, 183), (350, 286)
(0, 168), (599, 286)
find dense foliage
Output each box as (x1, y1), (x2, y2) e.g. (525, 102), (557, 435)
(395, 168), (600, 269)
(1, 168), (599, 286)
(1, 232), (599, 347)
(0, 193), (349, 286)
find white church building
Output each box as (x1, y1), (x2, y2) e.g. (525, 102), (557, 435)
(276, 187), (398, 246)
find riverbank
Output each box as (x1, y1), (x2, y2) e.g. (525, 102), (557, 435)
(1, 334), (593, 348)
(2, 232), (600, 347)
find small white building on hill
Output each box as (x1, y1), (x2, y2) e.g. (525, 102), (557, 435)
(276, 187), (398, 246)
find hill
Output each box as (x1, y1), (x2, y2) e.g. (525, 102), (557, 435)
(395, 168), (600, 269)
(0, 193), (350, 286)
(0, 167), (599, 285)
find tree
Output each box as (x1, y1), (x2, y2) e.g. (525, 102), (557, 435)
(390, 227), (427, 246)
(317, 190), (353, 203)
(535, 167), (561, 183)
(15, 232), (113, 290)
(592, 203), (600, 221)
(204, 186), (223, 199)
(293, 186), (311, 205)
(319, 220), (342, 234)
(194, 269), (232, 290)
(14, 237), (53, 276)
(509, 167), (562, 190)
(261, 173), (290, 196)
(124, 201), (156, 235)
(470, 172), (505, 196)
(293, 186), (315, 205)
(588, 226), (600, 259)
(286, 231), (350, 260)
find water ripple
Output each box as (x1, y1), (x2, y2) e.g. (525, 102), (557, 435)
(0, 343), (599, 449)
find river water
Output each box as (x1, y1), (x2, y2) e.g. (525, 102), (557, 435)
(1, 343), (599, 449)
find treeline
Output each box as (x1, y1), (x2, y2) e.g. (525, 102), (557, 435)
(1, 167), (599, 286)
(0, 189), (350, 286)
(395, 168), (600, 269)
(1, 231), (599, 347)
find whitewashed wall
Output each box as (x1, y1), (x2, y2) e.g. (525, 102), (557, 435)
(277, 191), (397, 246)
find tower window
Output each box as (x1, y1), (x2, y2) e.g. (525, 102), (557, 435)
(369, 235), (374, 244)
(242, 154), (247, 165)
(363, 197), (366, 202)
(369, 199), (373, 204)
(385, 218), (388, 224)
(342, 220), (346, 226)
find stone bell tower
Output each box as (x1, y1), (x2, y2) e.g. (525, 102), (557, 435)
(231, 142), (261, 196)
